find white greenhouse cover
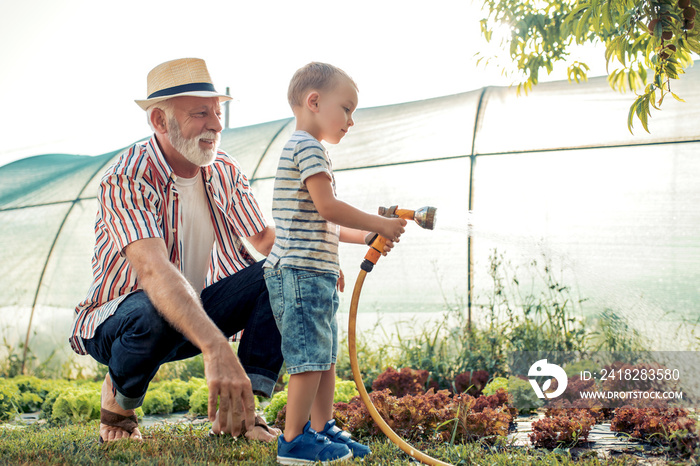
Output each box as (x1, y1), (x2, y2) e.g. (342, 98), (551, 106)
(1, 68), (699, 369)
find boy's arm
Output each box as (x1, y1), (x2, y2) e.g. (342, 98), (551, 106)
(339, 227), (396, 257)
(305, 173), (406, 241)
(339, 227), (367, 244)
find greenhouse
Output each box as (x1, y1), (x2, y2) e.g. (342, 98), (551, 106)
(1, 67), (699, 374)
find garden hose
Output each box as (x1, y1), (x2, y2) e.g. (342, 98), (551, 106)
(348, 268), (453, 466)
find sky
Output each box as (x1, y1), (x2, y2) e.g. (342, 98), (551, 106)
(0, 0), (608, 167)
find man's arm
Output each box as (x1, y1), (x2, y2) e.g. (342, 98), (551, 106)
(123, 237), (256, 435)
(246, 225), (275, 256)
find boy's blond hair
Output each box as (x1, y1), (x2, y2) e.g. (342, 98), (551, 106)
(287, 62), (358, 108)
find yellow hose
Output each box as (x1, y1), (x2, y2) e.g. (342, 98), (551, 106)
(348, 269), (453, 466)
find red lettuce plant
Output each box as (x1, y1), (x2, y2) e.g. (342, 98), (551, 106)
(371, 367), (429, 397)
(544, 374), (612, 421)
(544, 400), (608, 424)
(450, 389), (515, 444)
(530, 410), (596, 448)
(454, 370), (490, 397)
(333, 388), (454, 441)
(332, 387), (516, 445)
(611, 406), (698, 457)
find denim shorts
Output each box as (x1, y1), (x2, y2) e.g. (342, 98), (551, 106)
(263, 266), (339, 374)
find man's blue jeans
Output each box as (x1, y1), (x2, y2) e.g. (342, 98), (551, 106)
(83, 261), (283, 410)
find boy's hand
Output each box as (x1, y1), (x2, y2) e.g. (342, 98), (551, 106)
(381, 239), (397, 255)
(378, 217), (407, 255)
(364, 232), (399, 255)
(337, 269), (345, 292)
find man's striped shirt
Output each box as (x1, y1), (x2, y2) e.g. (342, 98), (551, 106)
(69, 135), (266, 355)
(264, 131), (339, 273)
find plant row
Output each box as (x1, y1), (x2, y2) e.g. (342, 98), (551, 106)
(0, 375), (220, 425)
(1, 365), (698, 459)
(267, 366), (698, 458)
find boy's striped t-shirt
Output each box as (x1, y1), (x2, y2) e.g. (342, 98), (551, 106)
(264, 130), (340, 273)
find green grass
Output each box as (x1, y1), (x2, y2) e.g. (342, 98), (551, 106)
(0, 420), (684, 465)
(3, 247), (699, 465)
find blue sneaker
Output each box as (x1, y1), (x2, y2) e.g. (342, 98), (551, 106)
(319, 419), (371, 458)
(277, 421), (352, 465)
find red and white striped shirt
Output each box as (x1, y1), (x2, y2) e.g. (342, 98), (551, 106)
(69, 135), (267, 355)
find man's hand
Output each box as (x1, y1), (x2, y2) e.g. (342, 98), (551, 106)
(248, 226), (275, 256)
(123, 238), (259, 437)
(205, 338), (256, 436)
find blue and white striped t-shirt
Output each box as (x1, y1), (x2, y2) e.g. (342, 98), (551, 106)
(264, 131), (340, 273)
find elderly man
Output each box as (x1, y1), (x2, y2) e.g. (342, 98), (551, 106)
(69, 58), (282, 443)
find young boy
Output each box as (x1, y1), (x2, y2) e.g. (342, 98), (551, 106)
(263, 62), (407, 464)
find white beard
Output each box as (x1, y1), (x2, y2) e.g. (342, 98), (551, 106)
(168, 116), (220, 167)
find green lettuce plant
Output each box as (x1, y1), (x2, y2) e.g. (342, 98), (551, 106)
(263, 390), (287, 425)
(51, 386), (100, 423)
(142, 389), (173, 415)
(155, 379), (193, 412)
(188, 386), (209, 416)
(0, 380), (19, 422)
(482, 377), (508, 396)
(507, 376), (543, 415)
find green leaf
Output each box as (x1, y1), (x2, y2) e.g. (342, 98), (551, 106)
(617, 68), (627, 91)
(604, 43), (614, 65)
(564, 3), (589, 28)
(591, 0), (600, 33)
(615, 39), (626, 66)
(687, 37), (700, 51)
(627, 96), (641, 133)
(627, 70), (637, 92)
(650, 87), (660, 110)
(657, 90), (665, 107)
(576, 9), (592, 40)
(631, 33), (647, 51)
(601, 1), (612, 31)
(670, 91), (685, 102)
(637, 94), (651, 133)
(639, 65), (648, 84)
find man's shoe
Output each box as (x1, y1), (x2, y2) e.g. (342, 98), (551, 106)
(319, 419), (371, 458)
(277, 421), (352, 465)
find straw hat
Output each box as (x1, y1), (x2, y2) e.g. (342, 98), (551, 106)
(135, 58), (232, 110)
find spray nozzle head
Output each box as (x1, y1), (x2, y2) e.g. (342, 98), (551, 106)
(377, 205), (437, 230)
(414, 206), (437, 230)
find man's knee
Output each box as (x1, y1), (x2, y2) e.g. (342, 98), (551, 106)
(106, 292), (185, 359)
